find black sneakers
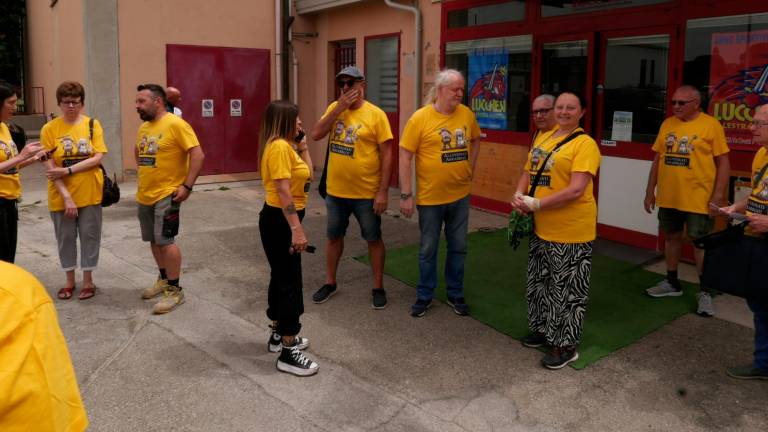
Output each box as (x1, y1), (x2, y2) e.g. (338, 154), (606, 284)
(542, 346), (579, 370)
(312, 284), (337, 304)
(372, 288), (387, 309)
(268, 325), (309, 353)
(410, 299), (432, 317)
(521, 332), (547, 348)
(446, 297), (469, 316)
(276, 344), (319, 377)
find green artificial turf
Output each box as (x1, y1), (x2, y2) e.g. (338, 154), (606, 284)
(357, 229), (697, 369)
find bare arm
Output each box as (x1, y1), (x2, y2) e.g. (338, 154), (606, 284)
(0, 142), (42, 172)
(310, 91), (358, 141)
(398, 148), (415, 218)
(469, 138), (481, 174)
(46, 152), (104, 180)
(173, 146), (205, 203)
(44, 157), (79, 218)
(710, 153), (730, 207)
(274, 178), (308, 252)
(510, 171), (531, 214)
(373, 139), (393, 215)
(644, 153), (660, 213)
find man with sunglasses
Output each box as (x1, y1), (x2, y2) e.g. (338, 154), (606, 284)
(531, 94), (557, 134)
(310, 66), (394, 309)
(644, 85), (730, 316)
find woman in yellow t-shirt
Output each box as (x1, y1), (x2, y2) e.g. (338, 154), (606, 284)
(40, 82), (108, 301)
(258, 100), (318, 377)
(0, 80), (43, 263)
(510, 91), (601, 370)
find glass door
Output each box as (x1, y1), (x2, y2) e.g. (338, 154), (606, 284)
(537, 33), (595, 133)
(365, 34), (400, 186)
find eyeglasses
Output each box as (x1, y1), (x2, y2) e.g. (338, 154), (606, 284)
(60, 100), (82, 107)
(671, 99), (694, 106)
(531, 108), (553, 116)
(751, 120), (768, 128)
(337, 79), (360, 88)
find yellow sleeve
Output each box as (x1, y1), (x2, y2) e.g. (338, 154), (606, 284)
(399, 110), (422, 152)
(92, 119), (108, 153)
(40, 121), (55, 151)
(375, 110), (394, 144)
(265, 141), (293, 180)
(172, 119), (201, 152)
(571, 136), (601, 175)
(323, 102), (338, 118)
(711, 119), (729, 156)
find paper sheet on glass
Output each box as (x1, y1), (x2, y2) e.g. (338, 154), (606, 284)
(611, 111), (633, 142)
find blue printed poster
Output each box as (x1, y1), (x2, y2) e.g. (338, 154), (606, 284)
(468, 51), (508, 130)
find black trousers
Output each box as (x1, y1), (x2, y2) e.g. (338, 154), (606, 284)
(259, 203), (305, 336)
(0, 198), (18, 263)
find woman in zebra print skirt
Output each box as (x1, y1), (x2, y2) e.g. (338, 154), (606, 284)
(510, 91), (601, 369)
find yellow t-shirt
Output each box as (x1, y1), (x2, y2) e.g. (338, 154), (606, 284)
(261, 139), (311, 210)
(324, 101), (393, 199)
(652, 113), (729, 214)
(524, 127), (601, 243)
(0, 262), (89, 432)
(136, 113), (200, 205)
(0, 122), (21, 200)
(745, 146), (768, 236)
(399, 104), (481, 205)
(40, 116), (108, 211)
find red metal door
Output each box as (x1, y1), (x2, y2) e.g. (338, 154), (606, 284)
(167, 45), (270, 175)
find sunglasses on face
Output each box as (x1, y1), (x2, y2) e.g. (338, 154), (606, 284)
(531, 108), (553, 116)
(671, 99), (693, 106)
(337, 79), (360, 88)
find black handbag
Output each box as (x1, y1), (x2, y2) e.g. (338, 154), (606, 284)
(507, 130), (585, 249)
(89, 118), (120, 207)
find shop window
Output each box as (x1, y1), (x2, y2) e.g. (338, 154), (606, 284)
(447, 1), (525, 28)
(684, 13), (768, 149)
(602, 35), (669, 144)
(541, 40), (588, 96)
(541, 0), (669, 18)
(445, 35), (532, 132)
(365, 37), (398, 113)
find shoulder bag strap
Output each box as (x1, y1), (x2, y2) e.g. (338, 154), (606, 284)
(89, 118), (94, 141)
(527, 131), (585, 197)
(755, 162), (768, 187)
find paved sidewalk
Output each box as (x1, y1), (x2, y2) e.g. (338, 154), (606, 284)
(14, 164), (768, 431)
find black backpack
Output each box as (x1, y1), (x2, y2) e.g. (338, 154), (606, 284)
(89, 118), (120, 207)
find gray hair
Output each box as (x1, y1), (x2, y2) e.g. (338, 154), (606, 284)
(533, 94), (555, 106)
(676, 85), (702, 101)
(424, 69), (465, 105)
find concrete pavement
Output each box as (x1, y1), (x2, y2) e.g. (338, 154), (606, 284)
(13, 163), (768, 431)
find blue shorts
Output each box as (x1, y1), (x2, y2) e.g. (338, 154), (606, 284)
(325, 194), (382, 241)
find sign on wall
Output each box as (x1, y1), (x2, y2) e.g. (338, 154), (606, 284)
(708, 29), (768, 149)
(230, 99), (242, 117)
(202, 99), (214, 117)
(468, 50), (509, 130)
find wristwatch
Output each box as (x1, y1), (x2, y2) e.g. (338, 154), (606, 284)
(400, 192), (412, 200)
(182, 184), (193, 191)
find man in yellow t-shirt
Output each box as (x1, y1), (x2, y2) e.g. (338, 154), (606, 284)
(309, 66), (393, 309)
(717, 104), (768, 380)
(0, 262), (88, 432)
(399, 69), (481, 317)
(134, 84), (205, 314)
(644, 85), (730, 317)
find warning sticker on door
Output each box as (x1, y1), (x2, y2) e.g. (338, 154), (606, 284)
(230, 99), (242, 117)
(202, 99), (214, 117)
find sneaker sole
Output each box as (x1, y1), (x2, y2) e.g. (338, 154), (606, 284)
(153, 297), (185, 315)
(543, 351), (580, 370)
(522, 341), (546, 348)
(312, 289), (337, 304)
(646, 290), (683, 298)
(410, 303), (432, 317)
(372, 301), (387, 310)
(276, 360), (319, 377)
(726, 371), (768, 380)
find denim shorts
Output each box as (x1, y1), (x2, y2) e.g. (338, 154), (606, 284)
(658, 207), (713, 238)
(325, 194), (382, 241)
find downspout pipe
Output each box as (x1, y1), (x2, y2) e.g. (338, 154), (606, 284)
(384, 0), (421, 113)
(275, 0), (282, 99)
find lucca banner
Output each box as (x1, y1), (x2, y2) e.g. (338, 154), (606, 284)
(709, 29), (768, 149)
(469, 50), (508, 130)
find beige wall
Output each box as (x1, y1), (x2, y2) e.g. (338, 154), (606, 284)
(295, 0), (442, 168)
(117, 0), (277, 171)
(27, 0), (87, 117)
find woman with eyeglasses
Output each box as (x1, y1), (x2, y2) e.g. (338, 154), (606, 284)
(510, 91), (601, 370)
(259, 100), (318, 376)
(0, 80), (43, 263)
(40, 81), (108, 300)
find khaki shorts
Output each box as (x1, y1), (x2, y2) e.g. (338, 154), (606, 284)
(138, 195), (178, 245)
(658, 207), (713, 239)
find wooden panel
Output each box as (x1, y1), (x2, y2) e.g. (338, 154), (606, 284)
(471, 141), (529, 203)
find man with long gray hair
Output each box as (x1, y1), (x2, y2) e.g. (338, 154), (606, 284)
(399, 69), (481, 317)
